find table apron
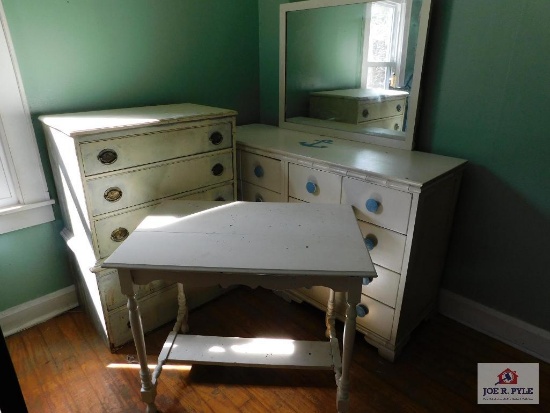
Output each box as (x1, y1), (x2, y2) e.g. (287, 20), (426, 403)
(123, 269), (365, 293)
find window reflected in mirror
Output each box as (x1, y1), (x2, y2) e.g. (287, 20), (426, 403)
(280, 0), (430, 150)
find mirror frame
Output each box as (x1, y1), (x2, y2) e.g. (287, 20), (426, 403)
(278, 0), (432, 150)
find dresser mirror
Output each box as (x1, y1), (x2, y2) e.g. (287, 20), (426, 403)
(279, 0), (431, 150)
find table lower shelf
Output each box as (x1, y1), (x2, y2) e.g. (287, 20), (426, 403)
(161, 333), (342, 370)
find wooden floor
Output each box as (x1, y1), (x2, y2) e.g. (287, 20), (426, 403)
(6, 286), (549, 413)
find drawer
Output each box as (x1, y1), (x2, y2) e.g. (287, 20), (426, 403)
(357, 221), (406, 274)
(288, 163), (341, 203)
(362, 115), (404, 132)
(240, 182), (284, 203)
(86, 150), (233, 216)
(357, 98), (406, 123)
(239, 151), (282, 193)
(363, 265), (399, 308)
(80, 121), (233, 176)
(93, 183), (234, 258)
(98, 268), (175, 311)
(356, 295), (395, 340)
(341, 177), (411, 234)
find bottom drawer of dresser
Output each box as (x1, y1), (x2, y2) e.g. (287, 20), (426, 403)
(106, 284), (179, 349)
(240, 182), (283, 202)
(293, 286), (394, 341)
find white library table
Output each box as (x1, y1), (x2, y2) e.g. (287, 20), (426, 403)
(103, 200), (376, 413)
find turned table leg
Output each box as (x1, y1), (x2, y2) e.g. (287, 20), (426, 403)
(337, 287), (361, 413)
(175, 283), (189, 333)
(119, 270), (157, 413)
(325, 288), (337, 339)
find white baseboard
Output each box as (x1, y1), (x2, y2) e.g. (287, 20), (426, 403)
(0, 285), (79, 337)
(438, 289), (550, 363)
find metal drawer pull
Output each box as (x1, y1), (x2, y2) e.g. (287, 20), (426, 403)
(211, 163), (224, 176)
(209, 131), (224, 145)
(97, 149), (118, 165)
(363, 234), (378, 251)
(104, 187), (123, 202)
(394, 123), (400, 130)
(215, 196), (226, 201)
(111, 227), (129, 242)
(362, 108), (369, 118)
(396, 104), (402, 112)
(255, 194), (264, 202)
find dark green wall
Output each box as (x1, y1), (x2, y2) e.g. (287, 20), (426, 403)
(0, 0), (260, 312)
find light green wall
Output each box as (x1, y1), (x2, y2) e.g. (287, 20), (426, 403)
(0, 221), (72, 310)
(0, 0), (260, 312)
(416, 0), (550, 330)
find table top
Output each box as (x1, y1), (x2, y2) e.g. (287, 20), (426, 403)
(103, 200), (375, 278)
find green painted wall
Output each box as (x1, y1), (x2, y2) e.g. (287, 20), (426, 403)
(258, 0), (289, 126)
(3, 0), (549, 334)
(416, 0), (550, 331)
(0, 0), (260, 312)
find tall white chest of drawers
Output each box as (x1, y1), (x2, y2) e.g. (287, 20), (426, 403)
(237, 124), (467, 361)
(40, 103), (237, 350)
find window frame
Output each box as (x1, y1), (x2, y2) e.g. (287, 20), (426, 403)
(0, 1), (54, 234)
(360, 0), (410, 89)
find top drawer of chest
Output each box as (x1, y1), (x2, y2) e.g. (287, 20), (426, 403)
(79, 121), (233, 176)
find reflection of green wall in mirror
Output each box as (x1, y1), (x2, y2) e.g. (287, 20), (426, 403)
(285, 4), (365, 118)
(404, 0), (423, 87)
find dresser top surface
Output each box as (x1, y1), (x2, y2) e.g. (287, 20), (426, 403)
(38, 103), (237, 137)
(237, 124), (467, 188)
(311, 88), (409, 101)
(103, 200), (375, 277)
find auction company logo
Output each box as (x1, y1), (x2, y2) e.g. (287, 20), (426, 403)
(478, 363), (539, 404)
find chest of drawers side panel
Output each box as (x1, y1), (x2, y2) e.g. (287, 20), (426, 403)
(43, 126), (90, 241)
(392, 171), (464, 344)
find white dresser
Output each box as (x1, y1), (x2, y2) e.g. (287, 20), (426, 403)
(309, 88), (409, 131)
(40, 103), (237, 350)
(237, 124), (466, 361)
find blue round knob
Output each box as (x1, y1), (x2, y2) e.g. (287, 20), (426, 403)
(362, 277), (373, 286)
(254, 165), (264, 178)
(366, 198), (380, 213)
(364, 236), (376, 251)
(306, 181), (317, 194)
(356, 304), (369, 317)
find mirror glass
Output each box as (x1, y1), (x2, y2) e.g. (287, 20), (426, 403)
(279, 0), (431, 150)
